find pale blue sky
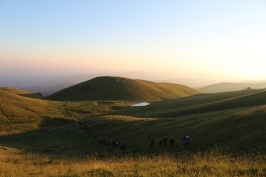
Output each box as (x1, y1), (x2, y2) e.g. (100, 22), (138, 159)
(1, 0), (266, 80)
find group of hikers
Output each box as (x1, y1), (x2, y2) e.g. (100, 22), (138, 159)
(150, 136), (191, 149)
(77, 120), (191, 150)
(78, 120), (126, 150)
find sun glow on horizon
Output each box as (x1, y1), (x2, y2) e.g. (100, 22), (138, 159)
(1, 1), (266, 81)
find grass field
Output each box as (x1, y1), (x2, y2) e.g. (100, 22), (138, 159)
(1, 82), (266, 176)
(1, 147), (266, 177)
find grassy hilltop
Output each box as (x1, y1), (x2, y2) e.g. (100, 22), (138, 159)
(48, 76), (200, 101)
(1, 80), (266, 176)
(199, 82), (266, 93)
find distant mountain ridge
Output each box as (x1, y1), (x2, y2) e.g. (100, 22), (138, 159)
(23, 74), (101, 95)
(22, 72), (174, 96)
(3, 72), (266, 95)
(199, 82), (266, 93)
(48, 76), (200, 101)
(26, 82), (75, 96)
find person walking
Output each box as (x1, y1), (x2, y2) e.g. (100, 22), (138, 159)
(169, 138), (174, 147)
(184, 136), (190, 148)
(159, 140), (163, 147)
(150, 138), (155, 148)
(163, 136), (168, 147)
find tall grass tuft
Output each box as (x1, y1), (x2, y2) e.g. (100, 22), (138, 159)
(1, 148), (266, 176)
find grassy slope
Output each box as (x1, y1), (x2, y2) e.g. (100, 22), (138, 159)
(110, 89), (266, 152)
(0, 87), (71, 134)
(0, 86), (266, 157)
(199, 82), (266, 93)
(116, 89), (261, 116)
(76, 89), (265, 153)
(0, 87), (126, 135)
(48, 76), (200, 101)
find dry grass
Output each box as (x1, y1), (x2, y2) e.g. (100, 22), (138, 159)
(0, 147), (266, 177)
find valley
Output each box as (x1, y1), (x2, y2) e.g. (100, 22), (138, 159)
(1, 77), (266, 176)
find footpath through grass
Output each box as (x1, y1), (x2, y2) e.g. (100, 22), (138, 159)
(1, 87), (266, 176)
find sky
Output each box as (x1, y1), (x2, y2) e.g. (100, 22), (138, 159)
(1, 0), (266, 82)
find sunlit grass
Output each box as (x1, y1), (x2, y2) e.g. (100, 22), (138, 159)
(0, 147), (266, 177)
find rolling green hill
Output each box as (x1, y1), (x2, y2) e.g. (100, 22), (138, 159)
(48, 76), (200, 101)
(118, 89), (266, 118)
(0, 85), (266, 158)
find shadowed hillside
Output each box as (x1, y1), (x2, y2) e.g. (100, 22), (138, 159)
(117, 89), (264, 117)
(48, 76), (200, 101)
(1, 86), (266, 155)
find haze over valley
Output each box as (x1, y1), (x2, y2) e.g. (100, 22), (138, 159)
(2, 72), (266, 96)
(1, 1), (266, 176)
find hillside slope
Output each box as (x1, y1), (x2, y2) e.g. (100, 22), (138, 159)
(118, 89), (264, 117)
(0, 87), (69, 134)
(199, 82), (266, 93)
(151, 90), (266, 118)
(1, 87), (266, 155)
(48, 76), (200, 101)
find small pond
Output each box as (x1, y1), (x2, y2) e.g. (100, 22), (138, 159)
(131, 102), (150, 107)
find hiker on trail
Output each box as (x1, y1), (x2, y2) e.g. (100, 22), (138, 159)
(120, 142), (126, 149)
(163, 136), (168, 147)
(77, 120), (82, 128)
(150, 138), (155, 148)
(116, 141), (120, 147)
(183, 136), (190, 148)
(107, 140), (111, 146)
(169, 138), (174, 147)
(98, 138), (103, 144)
(112, 140), (116, 147)
(178, 139), (183, 148)
(159, 140), (163, 147)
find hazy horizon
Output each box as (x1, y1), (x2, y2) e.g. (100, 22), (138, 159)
(1, 1), (266, 84)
